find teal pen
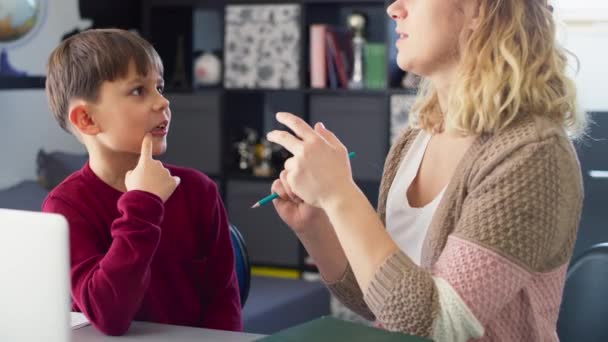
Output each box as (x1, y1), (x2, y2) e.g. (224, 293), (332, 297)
(251, 151), (356, 208)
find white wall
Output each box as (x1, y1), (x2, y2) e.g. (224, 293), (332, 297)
(0, 0), (89, 189)
(8, 0), (91, 76)
(561, 26), (608, 111)
(0, 90), (84, 189)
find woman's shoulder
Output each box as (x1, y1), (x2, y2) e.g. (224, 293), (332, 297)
(451, 115), (583, 273)
(480, 115), (577, 166)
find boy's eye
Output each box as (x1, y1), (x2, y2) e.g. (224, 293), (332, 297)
(157, 85), (164, 94)
(131, 86), (144, 96)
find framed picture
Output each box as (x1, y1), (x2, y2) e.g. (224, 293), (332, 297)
(224, 4), (301, 89)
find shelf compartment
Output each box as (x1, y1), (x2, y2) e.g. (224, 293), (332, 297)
(226, 179), (300, 268)
(161, 92), (223, 175)
(309, 94), (388, 182)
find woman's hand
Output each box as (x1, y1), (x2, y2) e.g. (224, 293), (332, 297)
(270, 175), (331, 235)
(266, 112), (356, 210)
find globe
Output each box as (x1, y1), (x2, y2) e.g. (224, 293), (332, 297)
(0, 0), (45, 76)
(0, 0), (42, 44)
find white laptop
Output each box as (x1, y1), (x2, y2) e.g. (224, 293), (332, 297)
(0, 209), (71, 342)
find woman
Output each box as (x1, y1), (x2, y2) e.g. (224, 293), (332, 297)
(267, 0), (584, 340)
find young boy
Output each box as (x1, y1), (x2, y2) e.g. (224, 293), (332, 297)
(42, 28), (241, 336)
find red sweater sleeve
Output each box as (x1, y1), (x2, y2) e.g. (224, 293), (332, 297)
(43, 190), (163, 336)
(199, 188), (243, 331)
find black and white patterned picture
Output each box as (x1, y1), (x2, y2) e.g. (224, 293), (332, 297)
(390, 94), (416, 143)
(224, 5), (301, 89)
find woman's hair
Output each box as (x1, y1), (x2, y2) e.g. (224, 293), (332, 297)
(411, 0), (586, 138)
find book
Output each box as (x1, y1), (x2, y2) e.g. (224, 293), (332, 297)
(328, 27), (354, 84)
(325, 29), (350, 88)
(255, 316), (432, 341)
(364, 43), (387, 89)
(309, 24), (327, 88)
(325, 34), (339, 89)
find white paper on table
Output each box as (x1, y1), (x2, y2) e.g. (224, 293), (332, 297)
(70, 312), (90, 330)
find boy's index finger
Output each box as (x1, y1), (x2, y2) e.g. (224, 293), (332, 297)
(140, 133), (153, 162)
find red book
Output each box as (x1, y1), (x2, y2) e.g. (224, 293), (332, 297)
(325, 29), (349, 88)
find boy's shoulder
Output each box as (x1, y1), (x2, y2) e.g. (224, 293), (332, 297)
(42, 167), (95, 212)
(46, 168), (88, 199)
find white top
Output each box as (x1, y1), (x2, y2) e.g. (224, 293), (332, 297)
(385, 130), (446, 265)
(385, 132), (486, 342)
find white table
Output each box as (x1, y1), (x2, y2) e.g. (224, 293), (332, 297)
(72, 322), (266, 342)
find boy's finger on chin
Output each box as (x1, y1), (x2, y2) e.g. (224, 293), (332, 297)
(139, 133), (154, 161)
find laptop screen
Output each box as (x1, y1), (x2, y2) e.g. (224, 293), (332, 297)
(0, 209), (70, 342)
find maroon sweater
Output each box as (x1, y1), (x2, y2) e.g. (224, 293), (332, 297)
(42, 162), (242, 335)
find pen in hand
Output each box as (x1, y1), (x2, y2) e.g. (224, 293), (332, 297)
(251, 151), (356, 209)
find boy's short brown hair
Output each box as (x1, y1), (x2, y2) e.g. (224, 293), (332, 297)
(46, 28), (163, 132)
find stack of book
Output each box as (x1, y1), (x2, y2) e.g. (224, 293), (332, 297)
(309, 24), (386, 90)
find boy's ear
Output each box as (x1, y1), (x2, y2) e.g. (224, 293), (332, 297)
(68, 100), (100, 136)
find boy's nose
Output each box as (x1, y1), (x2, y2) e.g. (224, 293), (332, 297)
(154, 94), (170, 111)
(387, 0), (407, 20)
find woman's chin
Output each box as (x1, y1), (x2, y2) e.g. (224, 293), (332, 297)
(396, 57), (414, 73)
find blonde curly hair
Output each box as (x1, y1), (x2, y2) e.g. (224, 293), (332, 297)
(411, 0), (586, 138)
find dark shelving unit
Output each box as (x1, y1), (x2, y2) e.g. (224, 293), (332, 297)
(142, 0), (416, 277)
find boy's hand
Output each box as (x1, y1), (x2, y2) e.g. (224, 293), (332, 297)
(125, 134), (181, 202)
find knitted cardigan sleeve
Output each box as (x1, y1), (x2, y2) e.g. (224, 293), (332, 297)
(327, 132), (582, 339)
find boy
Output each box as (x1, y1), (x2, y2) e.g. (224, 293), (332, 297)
(42, 29), (241, 336)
